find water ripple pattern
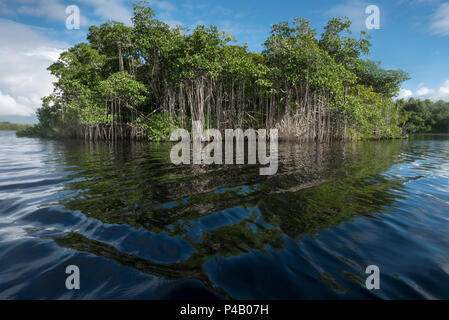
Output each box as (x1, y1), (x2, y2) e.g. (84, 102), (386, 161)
(1, 131), (449, 299)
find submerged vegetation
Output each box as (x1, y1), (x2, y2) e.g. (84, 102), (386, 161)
(22, 1), (410, 142)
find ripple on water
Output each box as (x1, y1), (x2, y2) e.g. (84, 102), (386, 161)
(1, 131), (449, 299)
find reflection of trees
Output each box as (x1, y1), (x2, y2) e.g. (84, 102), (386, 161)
(54, 231), (230, 299)
(52, 139), (407, 297)
(55, 213), (283, 299)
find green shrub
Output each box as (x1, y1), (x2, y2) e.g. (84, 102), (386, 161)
(0, 122), (32, 131)
(16, 125), (43, 137)
(144, 113), (181, 143)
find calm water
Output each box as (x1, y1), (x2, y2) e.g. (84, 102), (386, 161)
(1, 130), (449, 299)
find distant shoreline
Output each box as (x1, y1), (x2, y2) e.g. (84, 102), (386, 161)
(0, 121), (32, 132)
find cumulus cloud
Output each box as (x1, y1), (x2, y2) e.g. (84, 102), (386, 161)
(430, 2), (449, 35)
(398, 88), (413, 100)
(0, 19), (66, 117)
(0, 0), (180, 117)
(0, 91), (34, 116)
(399, 80), (449, 101)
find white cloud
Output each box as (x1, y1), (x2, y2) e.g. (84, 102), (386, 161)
(416, 87), (435, 96)
(12, 0), (179, 27)
(0, 19), (67, 117)
(398, 88), (413, 100)
(400, 80), (449, 101)
(0, 91), (34, 116)
(430, 2), (449, 35)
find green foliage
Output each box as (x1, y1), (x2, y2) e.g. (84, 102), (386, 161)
(356, 60), (410, 98)
(15, 125), (42, 137)
(142, 113), (180, 142)
(28, 0), (410, 142)
(399, 98), (449, 133)
(319, 17), (371, 67)
(0, 122), (31, 131)
(100, 72), (148, 104)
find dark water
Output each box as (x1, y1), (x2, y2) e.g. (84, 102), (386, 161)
(1, 130), (449, 299)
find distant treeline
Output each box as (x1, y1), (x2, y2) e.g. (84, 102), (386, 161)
(0, 122), (31, 131)
(22, 1), (410, 142)
(398, 98), (449, 133)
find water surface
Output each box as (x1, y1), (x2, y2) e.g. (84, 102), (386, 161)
(1, 130), (449, 299)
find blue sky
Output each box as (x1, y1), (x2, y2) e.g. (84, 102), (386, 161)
(1, 0), (448, 123)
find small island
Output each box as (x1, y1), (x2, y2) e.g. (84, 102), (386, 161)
(12, 2), (415, 142)
(2, 0), (449, 303)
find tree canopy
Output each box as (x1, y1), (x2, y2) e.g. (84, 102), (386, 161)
(398, 98), (449, 133)
(32, 1), (410, 142)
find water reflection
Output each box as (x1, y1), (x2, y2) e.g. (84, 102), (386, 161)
(51, 138), (412, 298)
(3, 129), (449, 299)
